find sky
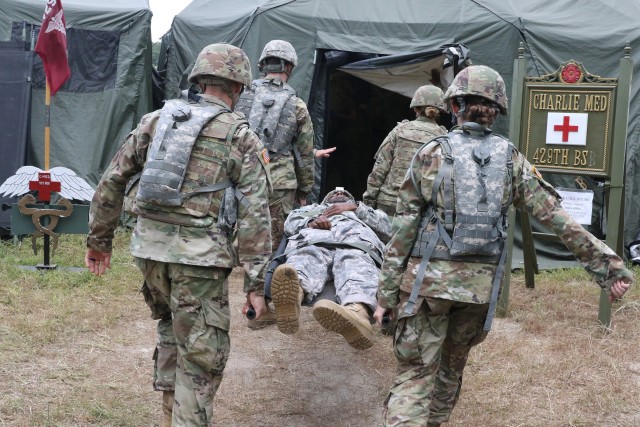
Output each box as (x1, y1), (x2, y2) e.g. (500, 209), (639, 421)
(149, 0), (194, 41)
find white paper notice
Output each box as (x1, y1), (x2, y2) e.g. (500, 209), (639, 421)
(555, 188), (594, 225)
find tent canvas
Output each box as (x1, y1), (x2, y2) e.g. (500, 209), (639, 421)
(0, 0), (153, 224)
(164, 0), (640, 263)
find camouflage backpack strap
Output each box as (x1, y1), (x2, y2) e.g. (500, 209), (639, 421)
(404, 135), (453, 315)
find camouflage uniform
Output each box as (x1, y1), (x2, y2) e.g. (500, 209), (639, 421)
(377, 66), (634, 426)
(236, 40), (315, 250)
(363, 118), (446, 216)
(364, 85), (447, 217)
(87, 44), (271, 427)
(283, 195), (391, 309)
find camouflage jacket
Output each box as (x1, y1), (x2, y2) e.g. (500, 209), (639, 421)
(284, 202), (392, 261)
(246, 77), (315, 196)
(378, 127), (634, 309)
(363, 117), (446, 209)
(87, 95), (272, 294)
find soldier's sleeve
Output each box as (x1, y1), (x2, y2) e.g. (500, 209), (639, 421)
(512, 152), (634, 291)
(363, 128), (397, 207)
(86, 114), (152, 252)
(354, 202), (392, 243)
(293, 99), (315, 197)
(377, 145), (430, 309)
(284, 204), (322, 236)
(230, 126), (273, 295)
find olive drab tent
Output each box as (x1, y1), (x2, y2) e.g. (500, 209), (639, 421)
(0, 0), (153, 230)
(158, 0), (640, 265)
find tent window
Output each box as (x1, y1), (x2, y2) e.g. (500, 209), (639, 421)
(12, 23), (120, 93)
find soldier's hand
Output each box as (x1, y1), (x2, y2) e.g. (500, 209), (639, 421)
(309, 215), (331, 229)
(609, 279), (631, 303)
(246, 291), (267, 319)
(85, 249), (111, 276)
(373, 306), (392, 326)
(324, 202), (357, 217)
(315, 147), (336, 158)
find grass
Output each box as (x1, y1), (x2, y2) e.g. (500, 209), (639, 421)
(0, 229), (638, 426)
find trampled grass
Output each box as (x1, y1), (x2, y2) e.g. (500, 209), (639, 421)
(0, 230), (638, 426)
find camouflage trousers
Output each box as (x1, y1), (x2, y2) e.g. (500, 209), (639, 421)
(269, 189), (296, 250)
(384, 296), (489, 427)
(287, 245), (378, 310)
(136, 257), (231, 427)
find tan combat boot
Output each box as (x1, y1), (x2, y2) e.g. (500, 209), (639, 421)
(271, 264), (304, 334)
(161, 390), (174, 427)
(312, 301), (374, 350)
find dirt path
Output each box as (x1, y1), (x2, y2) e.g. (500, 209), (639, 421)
(213, 268), (395, 426)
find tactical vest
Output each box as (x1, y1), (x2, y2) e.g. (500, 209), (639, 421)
(235, 79), (298, 160)
(405, 124), (515, 331)
(134, 99), (240, 227)
(377, 119), (445, 207)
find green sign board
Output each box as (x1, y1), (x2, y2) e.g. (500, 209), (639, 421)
(520, 61), (617, 177)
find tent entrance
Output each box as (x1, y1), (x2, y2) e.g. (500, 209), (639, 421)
(322, 70), (417, 200)
(313, 46), (467, 201)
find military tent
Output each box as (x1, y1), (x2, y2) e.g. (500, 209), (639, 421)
(158, 0), (640, 264)
(0, 0), (153, 229)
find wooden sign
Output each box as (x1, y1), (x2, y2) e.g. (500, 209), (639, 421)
(521, 60), (617, 177)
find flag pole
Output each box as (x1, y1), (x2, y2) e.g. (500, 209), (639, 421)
(44, 79), (51, 171)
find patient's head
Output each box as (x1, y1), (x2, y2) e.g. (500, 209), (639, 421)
(322, 187), (355, 204)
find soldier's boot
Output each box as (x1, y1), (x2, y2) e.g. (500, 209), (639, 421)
(161, 390), (174, 427)
(247, 304), (277, 330)
(271, 264), (304, 334)
(312, 301), (374, 350)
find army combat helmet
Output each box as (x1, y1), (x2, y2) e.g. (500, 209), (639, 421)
(322, 187), (355, 204)
(188, 43), (252, 87)
(444, 65), (508, 115)
(259, 40), (298, 74)
(410, 84), (447, 112)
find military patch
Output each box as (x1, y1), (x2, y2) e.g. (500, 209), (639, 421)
(531, 165), (543, 179)
(261, 148), (270, 164)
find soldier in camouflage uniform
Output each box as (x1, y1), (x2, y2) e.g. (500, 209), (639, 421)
(235, 40), (315, 251)
(85, 44), (272, 427)
(372, 65), (633, 427)
(363, 85), (447, 217)
(270, 187), (391, 349)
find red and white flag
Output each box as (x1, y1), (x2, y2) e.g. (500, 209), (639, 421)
(545, 112), (588, 146)
(34, 0), (71, 96)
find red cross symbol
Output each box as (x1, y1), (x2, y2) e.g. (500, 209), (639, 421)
(29, 172), (61, 202)
(553, 116), (579, 142)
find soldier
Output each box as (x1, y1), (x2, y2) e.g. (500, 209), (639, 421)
(372, 65), (633, 427)
(235, 39), (315, 250)
(271, 187), (391, 349)
(235, 39), (315, 330)
(85, 44), (272, 427)
(363, 85), (447, 216)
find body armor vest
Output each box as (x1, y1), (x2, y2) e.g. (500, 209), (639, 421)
(135, 99), (239, 226)
(405, 125), (515, 328)
(235, 79), (298, 159)
(410, 130), (514, 262)
(378, 120), (445, 206)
